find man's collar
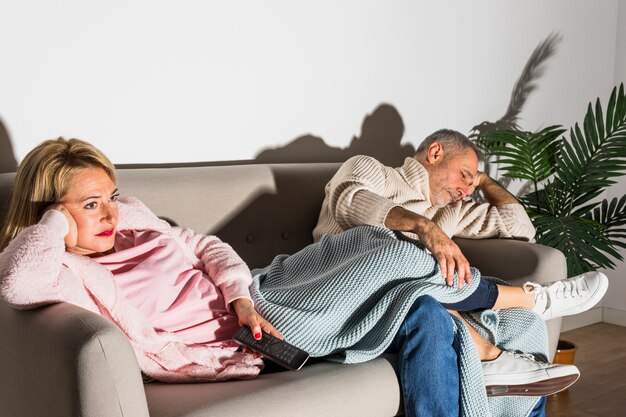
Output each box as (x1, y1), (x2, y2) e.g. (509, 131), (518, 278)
(398, 157), (431, 200)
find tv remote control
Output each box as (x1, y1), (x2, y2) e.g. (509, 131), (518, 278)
(234, 326), (310, 371)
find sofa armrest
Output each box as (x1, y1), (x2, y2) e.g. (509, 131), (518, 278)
(453, 238), (567, 284)
(453, 238), (567, 360)
(0, 300), (149, 417)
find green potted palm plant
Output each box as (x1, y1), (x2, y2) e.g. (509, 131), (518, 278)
(476, 83), (626, 276)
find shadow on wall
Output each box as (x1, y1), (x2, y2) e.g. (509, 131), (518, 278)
(0, 117), (17, 174)
(470, 32), (562, 140)
(254, 103), (415, 167)
(121, 31), (560, 172)
(117, 103), (416, 170)
(2, 34), (561, 175)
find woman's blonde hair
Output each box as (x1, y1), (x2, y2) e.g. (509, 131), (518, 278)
(0, 138), (116, 251)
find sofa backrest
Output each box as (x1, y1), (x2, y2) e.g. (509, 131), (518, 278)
(0, 163), (341, 269)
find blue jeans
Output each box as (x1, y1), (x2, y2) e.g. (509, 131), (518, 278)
(387, 295), (547, 417)
(387, 295), (459, 417)
(441, 278), (499, 311)
(528, 396), (547, 417)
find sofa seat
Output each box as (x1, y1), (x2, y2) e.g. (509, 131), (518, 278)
(145, 356), (401, 417)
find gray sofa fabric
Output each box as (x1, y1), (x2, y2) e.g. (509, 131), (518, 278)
(0, 163), (566, 417)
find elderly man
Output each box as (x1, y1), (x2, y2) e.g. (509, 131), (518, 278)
(313, 129), (607, 417)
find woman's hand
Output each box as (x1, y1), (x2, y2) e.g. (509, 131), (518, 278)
(230, 298), (283, 341)
(47, 204), (78, 249)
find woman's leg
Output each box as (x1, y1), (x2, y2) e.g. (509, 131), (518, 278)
(447, 310), (500, 361)
(441, 279), (499, 312)
(441, 281), (536, 312)
(441, 272), (608, 322)
(439, 280), (507, 360)
(437, 279), (548, 312)
(492, 284), (535, 310)
(449, 310), (580, 397)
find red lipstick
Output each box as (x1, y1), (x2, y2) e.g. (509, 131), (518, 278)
(96, 229), (114, 237)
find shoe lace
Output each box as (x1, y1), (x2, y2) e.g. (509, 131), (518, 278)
(552, 277), (587, 299)
(506, 350), (539, 363)
(524, 276), (587, 300)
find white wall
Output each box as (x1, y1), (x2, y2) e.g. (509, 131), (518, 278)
(601, 0), (626, 324)
(0, 0), (619, 164)
(1, 1), (625, 316)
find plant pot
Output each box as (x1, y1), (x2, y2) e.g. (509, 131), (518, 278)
(553, 339), (577, 365)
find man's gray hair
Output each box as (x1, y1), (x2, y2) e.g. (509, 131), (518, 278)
(416, 129), (484, 160)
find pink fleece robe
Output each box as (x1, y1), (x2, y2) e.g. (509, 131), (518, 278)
(0, 196), (262, 382)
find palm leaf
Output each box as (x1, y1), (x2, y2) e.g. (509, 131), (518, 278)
(480, 126), (565, 185)
(532, 215), (619, 275)
(555, 84), (626, 214)
(522, 180), (570, 216)
(589, 195), (626, 252)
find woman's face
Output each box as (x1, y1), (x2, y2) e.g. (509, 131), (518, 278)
(59, 167), (119, 256)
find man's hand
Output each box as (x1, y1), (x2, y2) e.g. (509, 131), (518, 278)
(385, 206), (472, 288)
(467, 171), (487, 196)
(230, 298), (283, 341)
(470, 172), (518, 206)
(415, 218), (472, 289)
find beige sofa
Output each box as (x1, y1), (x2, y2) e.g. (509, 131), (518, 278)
(0, 163), (566, 417)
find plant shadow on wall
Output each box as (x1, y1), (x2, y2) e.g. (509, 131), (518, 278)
(253, 34), (563, 170)
(470, 32), (562, 192)
(254, 103), (415, 167)
(476, 84), (626, 276)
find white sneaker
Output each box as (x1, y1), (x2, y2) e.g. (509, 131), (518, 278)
(526, 271), (609, 320)
(482, 350), (580, 397)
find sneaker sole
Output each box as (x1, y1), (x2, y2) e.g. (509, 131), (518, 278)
(486, 373), (580, 397)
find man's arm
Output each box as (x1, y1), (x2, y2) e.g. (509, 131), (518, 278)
(385, 206), (471, 289)
(324, 156), (398, 231)
(456, 172), (535, 241)
(473, 172), (518, 206)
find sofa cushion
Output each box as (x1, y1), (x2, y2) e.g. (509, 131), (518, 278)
(145, 356), (402, 417)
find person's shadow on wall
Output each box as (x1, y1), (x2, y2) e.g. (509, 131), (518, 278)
(0, 117), (17, 174)
(254, 103), (415, 167)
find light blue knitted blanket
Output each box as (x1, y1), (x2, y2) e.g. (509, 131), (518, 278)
(250, 226), (547, 417)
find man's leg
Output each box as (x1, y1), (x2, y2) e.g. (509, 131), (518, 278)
(387, 295), (459, 417)
(528, 396), (547, 417)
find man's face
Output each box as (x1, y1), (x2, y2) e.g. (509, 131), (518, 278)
(427, 147), (479, 208)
